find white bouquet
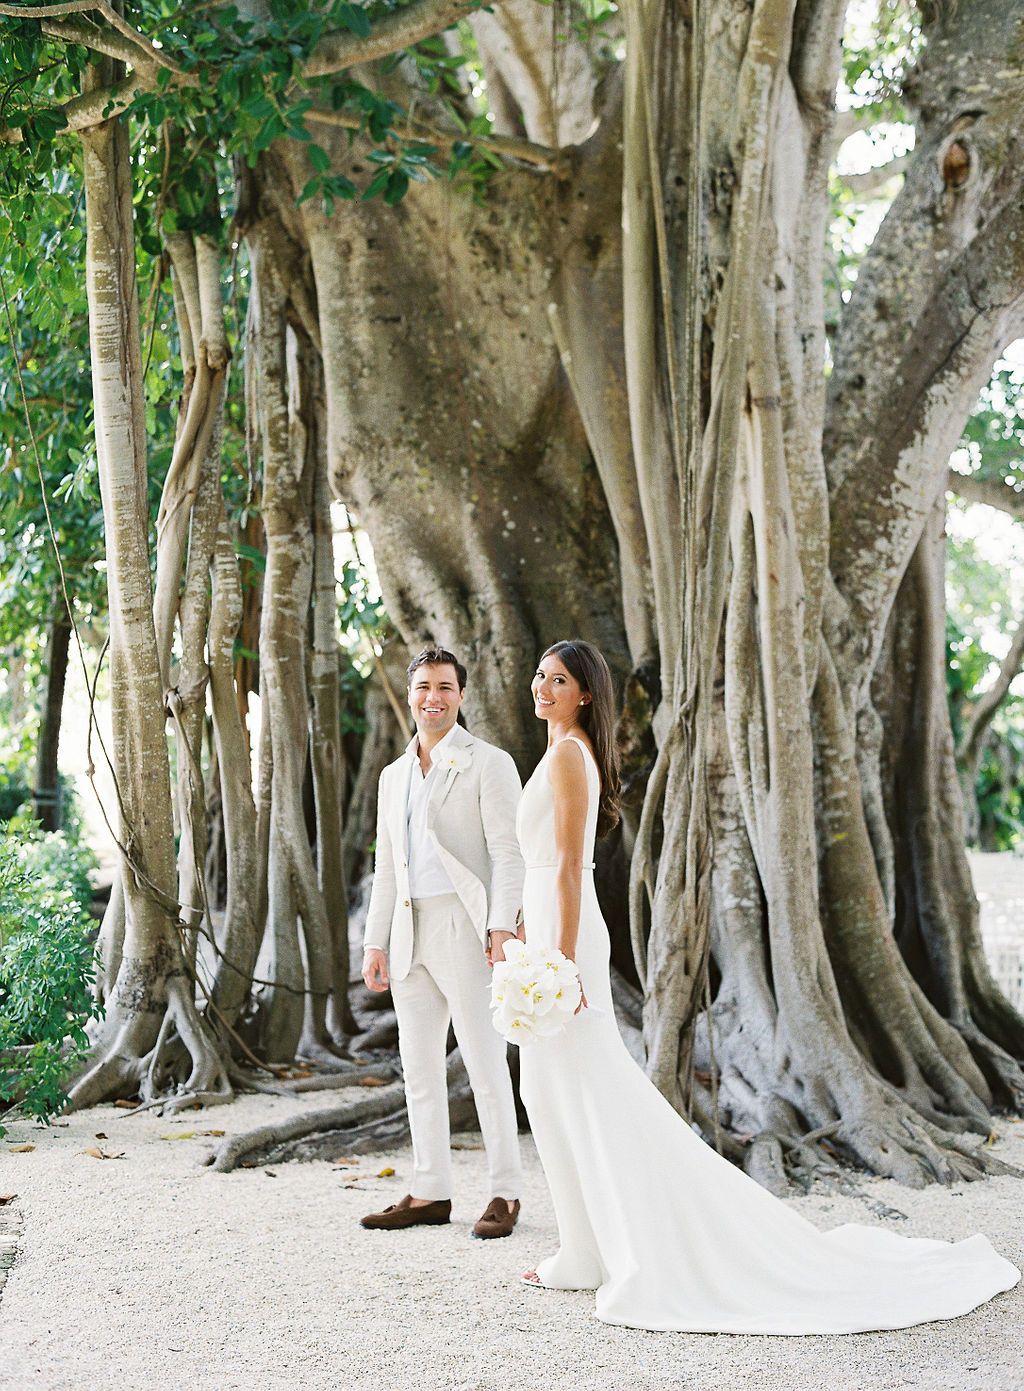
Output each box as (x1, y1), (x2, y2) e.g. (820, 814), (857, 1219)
(490, 938), (582, 1044)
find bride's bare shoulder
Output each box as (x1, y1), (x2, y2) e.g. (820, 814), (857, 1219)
(548, 736), (591, 782)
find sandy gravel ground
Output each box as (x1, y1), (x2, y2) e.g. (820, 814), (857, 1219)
(1, 1094), (1022, 1391)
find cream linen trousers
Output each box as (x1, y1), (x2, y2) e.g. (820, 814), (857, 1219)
(390, 893), (523, 1201)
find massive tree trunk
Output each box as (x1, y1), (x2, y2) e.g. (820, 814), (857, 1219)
(628, 0), (1024, 1182)
(21, 0), (1024, 1176)
(237, 86), (633, 771)
(223, 0), (1024, 1180)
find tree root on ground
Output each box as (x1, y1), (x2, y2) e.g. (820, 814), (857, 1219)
(350, 1011), (399, 1052)
(135, 1086), (234, 1117)
(700, 1050), (1022, 1191)
(251, 1086), (490, 1165)
(833, 1089), (1021, 1187)
(741, 1104), (1017, 1206)
(70, 971), (232, 1114)
(955, 1021), (1024, 1114)
(205, 1080), (407, 1171)
(288, 1063), (399, 1092)
(778, 1130), (911, 1222)
(294, 1036), (352, 1069)
(207, 1052), (475, 1172)
(225, 1057), (399, 1098)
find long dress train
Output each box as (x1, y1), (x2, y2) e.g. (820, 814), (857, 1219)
(515, 735), (1020, 1334)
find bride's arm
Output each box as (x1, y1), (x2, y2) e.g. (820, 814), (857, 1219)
(549, 739), (589, 963)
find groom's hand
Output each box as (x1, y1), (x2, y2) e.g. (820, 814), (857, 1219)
(487, 930), (517, 966)
(362, 948), (390, 992)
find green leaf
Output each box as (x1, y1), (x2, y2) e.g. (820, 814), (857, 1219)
(361, 168), (391, 201)
(336, 3), (372, 38)
(235, 543), (267, 572)
(383, 169), (409, 206)
(324, 173), (357, 201)
(308, 144), (332, 174)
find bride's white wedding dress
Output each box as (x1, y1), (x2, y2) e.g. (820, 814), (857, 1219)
(515, 735), (1020, 1334)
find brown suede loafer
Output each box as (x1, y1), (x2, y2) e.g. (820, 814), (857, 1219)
(360, 1194), (452, 1230)
(472, 1197), (521, 1240)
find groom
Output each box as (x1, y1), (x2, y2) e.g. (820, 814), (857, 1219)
(360, 646), (524, 1238)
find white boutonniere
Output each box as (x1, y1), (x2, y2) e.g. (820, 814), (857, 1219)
(436, 746), (471, 785)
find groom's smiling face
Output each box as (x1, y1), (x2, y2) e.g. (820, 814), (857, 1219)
(408, 663), (465, 739)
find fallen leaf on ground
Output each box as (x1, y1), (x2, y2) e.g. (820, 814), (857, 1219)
(331, 1157), (359, 1166)
(7, 1145), (34, 1154)
(358, 1076), (388, 1087)
(94, 1132), (107, 1140)
(113, 1099), (140, 1109)
(197, 1129), (225, 1137)
(377, 1167), (395, 1177)
(264, 1169), (277, 1178)
(0, 1194), (17, 1205)
(160, 1131), (196, 1141)
(80, 1146), (125, 1160)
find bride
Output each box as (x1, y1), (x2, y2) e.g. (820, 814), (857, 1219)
(512, 638), (1019, 1334)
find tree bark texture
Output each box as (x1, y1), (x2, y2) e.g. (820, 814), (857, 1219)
(224, 0), (1024, 1179)
(45, 0), (1024, 1173)
(246, 238), (349, 1064)
(31, 610), (71, 831)
(628, 0), (1024, 1181)
(70, 67), (227, 1111)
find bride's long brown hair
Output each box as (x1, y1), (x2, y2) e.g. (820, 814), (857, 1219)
(542, 639), (621, 839)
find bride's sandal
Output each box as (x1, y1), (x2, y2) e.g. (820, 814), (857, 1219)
(521, 1270), (543, 1287)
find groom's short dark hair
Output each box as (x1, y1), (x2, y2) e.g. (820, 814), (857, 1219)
(406, 646), (467, 691)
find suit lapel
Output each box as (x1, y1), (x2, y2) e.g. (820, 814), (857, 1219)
(427, 726), (474, 819)
(393, 750), (416, 860)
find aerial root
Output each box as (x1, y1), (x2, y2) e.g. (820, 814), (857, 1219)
(205, 1080), (406, 1172)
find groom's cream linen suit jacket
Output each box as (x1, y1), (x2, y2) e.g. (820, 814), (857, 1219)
(363, 723), (524, 983)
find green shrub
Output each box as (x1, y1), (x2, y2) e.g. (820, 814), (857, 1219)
(0, 821), (102, 1135)
(0, 765), (31, 822)
(975, 701), (1024, 852)
(0, 745), (90, 845)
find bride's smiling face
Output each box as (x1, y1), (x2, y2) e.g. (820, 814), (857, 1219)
(532, 654), (589, 724)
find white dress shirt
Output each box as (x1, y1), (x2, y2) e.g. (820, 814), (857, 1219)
(406, 727), (459, 899)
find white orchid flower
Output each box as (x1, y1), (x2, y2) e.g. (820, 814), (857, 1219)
(489, 941), (582, 1044)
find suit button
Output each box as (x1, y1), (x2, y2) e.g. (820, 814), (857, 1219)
(403, 899), (410, 908)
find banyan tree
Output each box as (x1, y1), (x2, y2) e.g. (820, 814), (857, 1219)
(3, 0), (1023, 1185)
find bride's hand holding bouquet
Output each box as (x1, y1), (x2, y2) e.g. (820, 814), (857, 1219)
(489, 937), (584, 1044)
